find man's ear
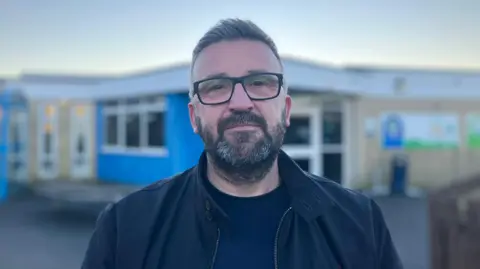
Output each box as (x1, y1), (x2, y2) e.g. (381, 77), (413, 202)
(284, 95), (292, 127)
(188, 102), (199, 133)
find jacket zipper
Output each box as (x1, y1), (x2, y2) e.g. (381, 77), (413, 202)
(210, 228), (221, 269)
(274, 207), (293, 269)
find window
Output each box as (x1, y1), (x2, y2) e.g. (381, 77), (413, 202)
(322, 153), (342, 183)
(105, 114), (118, 146)
(101, 96), (167, 155)
(147, 111), (165, 147)
(293, 158), (310, 172)
(323, 111), (342, 144)
(103, 101), (120, 147)
(126, 112), (140, 147)
(284, 116), (310, 145)
(282, 107), (321, 176)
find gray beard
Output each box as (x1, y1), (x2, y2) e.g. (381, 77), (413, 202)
(196, 115), (286, 185)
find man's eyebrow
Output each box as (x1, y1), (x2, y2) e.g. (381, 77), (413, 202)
(203, 72), (229, 80)
(201, 69), (272, 80)
(246, 69), (269, 74)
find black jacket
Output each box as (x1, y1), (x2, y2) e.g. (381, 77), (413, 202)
(82, 151), (403, 269)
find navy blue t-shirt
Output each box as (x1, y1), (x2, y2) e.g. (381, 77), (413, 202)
(205, 178), (291, 269)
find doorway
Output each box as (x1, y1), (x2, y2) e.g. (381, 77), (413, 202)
(36, 104), (59, 180)
(322, 102), (344, 184)
(69, 105), (93, 180)
(282, 106), (321, 176)
(282, 99), (348, 185)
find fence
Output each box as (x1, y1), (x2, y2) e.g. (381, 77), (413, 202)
(429, 174), (480, 269)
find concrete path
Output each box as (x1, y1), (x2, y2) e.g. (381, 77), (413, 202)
(0, 191), (430, 269)
(0, 197), (97, 269)
(30, 181), (140, 204)
(376, 196), (430, 269)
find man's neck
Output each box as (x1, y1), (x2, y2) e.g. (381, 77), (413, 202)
(206, 158), (281, 198)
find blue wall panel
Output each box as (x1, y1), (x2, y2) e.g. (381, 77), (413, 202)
(165, 93), (204, 175)
(0, 91), (29, 201)
(97, 154), (172, 185)
(0, 92), (10, 201)
(95, 103), (170, 185)
(96, 93), (204, 186)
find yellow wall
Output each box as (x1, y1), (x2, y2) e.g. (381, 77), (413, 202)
(352, 97), (480, 190)
(28, 100), (96, 181)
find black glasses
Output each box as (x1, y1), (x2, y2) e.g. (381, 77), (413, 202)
(192, 72), (284, 105)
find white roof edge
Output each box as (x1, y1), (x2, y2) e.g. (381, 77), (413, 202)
(5, 57), (480, 101)
(2, 80), (99, 101)
(90, 57), (365, 100)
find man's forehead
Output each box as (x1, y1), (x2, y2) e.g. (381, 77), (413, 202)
(191, 40), (282, 81)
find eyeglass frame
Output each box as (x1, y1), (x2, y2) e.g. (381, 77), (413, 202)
(192, 72), (284, 105)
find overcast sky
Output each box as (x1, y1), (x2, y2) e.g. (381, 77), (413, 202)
(1, 0), (479, 77)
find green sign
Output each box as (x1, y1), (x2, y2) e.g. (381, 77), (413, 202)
(382, 113), (460, 150)
(466, 114), (480, 148)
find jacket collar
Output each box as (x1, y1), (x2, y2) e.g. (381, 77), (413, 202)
(192, 150), (335, 222)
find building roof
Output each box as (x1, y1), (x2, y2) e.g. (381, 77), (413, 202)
(18, 73), (116, 85)
(4, 57), (480, 101)
(89, 57), (368, 100)
(90, 57), (480, 100)
(1, 73), (116, 101)
(3, 80), (99, 101)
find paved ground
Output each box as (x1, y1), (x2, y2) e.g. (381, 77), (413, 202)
(31, 181), (140, 204)
(375, 196), (430, 269)
(0, 197), (98, 269)
(0, 194), (430, 269)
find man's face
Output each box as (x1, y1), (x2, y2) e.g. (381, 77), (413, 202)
(189, 40), (292, 183)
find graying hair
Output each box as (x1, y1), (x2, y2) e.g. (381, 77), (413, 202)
(189, 18), (284, 99)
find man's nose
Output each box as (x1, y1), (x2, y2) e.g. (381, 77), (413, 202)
(228, 83), (254, 111)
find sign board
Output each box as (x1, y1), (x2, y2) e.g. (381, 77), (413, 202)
(466, 113), (480, 148)
(382, 113), (459, 149)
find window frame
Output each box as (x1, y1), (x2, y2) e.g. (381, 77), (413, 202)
(102, 106), (120, 149)
(282, 106), (321, 175)
(101, 97), (167, 156)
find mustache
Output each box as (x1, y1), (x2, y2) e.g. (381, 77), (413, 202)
(217, 111), (267, 134)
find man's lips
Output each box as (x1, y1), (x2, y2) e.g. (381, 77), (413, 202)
(224, 123), (261, 130)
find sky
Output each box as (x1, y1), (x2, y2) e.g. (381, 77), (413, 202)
(1, 0), (479, 77)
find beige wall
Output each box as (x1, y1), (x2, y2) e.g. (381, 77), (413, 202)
(28, 101), (96, 181)
(352, 97), (480, 190)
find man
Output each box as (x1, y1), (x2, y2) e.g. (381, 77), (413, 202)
(82, 19), (403, 269)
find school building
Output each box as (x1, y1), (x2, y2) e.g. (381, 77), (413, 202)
(1, 58), (480, 200)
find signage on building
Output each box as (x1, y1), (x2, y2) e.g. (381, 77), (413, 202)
(381, 112), (460, 149)
(466, 113), (480, 148)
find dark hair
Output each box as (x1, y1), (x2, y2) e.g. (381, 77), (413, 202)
(190, 19), (282, 97)
(192, 18), (280, 65)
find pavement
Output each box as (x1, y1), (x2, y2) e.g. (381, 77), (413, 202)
(375, 196), (430, 269)
(0, 196), (97, 269)
(30, 181), (140, 204)
(0, 184), (430, 269)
